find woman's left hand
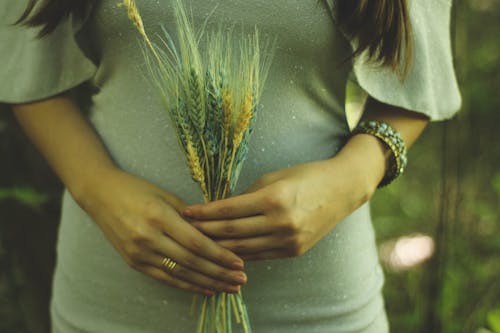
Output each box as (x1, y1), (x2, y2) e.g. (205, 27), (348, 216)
(182, 142), (383, 261)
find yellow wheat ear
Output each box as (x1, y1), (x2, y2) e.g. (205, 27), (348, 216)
(121, 0), (150, 44)
(121, 0), (163, 66)
(233, 91), (254, 149)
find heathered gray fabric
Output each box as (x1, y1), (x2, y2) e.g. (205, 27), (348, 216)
(0, 0), (460, 332)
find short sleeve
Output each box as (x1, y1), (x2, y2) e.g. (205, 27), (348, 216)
(352, 0), (462, 121)
(0, 0), (96, 104)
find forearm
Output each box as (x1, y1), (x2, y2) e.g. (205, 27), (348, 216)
(330, 97), (430, 197)
(11, 94), (119, 201)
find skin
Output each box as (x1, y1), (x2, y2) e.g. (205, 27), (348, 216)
(12, 95), (246, 297)
(11, 93), (428, 294)
(182, 97), (429, 261)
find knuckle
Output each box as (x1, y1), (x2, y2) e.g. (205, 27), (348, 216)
(263, 194), (284, 210)
(275, 182), (293, 203)
(142, 197), (165, 220)
(287, 237), (305, 257)
(222, 224), (236, 235)
(124, 243), (143, 261)
(280, 215), (299, 233)
(186, 236), (204, 252)
(130, 224), (153, 246)
(146, 217), (164, 230)
(264, 183), (290, 210)
(183, 256), (200, 269)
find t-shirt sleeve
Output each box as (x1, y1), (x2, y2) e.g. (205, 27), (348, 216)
(352, 0), (462, 121)
(0, 0), (96, 104)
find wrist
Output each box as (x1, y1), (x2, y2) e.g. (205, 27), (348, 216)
(332, 133), (390, 200)
(69, 164), (123, 209)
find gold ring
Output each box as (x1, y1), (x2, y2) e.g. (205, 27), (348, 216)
(161, 257), (177, 271)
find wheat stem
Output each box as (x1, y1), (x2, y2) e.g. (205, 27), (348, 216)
(221, 293), (227, 333)
(197, 297), (208, 333)
(210, 296), (216, 333)
(230, 294), (241, 324)
(190, 295), (198, 317)
(124, 1), (274, 331)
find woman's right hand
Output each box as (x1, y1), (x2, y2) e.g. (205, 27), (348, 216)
(74, 167), (247, 296)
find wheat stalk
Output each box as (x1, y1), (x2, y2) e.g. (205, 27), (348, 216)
(122, 0), (274, 331)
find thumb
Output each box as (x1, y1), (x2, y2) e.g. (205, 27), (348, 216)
(244, 172), (278, 194)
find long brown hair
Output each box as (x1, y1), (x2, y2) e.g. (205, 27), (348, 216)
(18, 0), (412, 72)
(335, 0), (412, 74)
(16, 0), (96, 36)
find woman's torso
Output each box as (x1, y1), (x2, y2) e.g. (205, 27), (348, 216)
(51, 1), (387, 332)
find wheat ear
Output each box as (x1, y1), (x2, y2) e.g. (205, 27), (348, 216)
(232, 91), (254, 150)
(216, 90), (233, 199)
(121, 0), (167, 74)
(186, 141), (209, 201)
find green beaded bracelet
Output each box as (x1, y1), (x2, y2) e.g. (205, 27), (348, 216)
(352, 120), (408, 188)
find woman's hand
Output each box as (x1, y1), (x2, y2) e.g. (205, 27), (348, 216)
(75, 167), (247, 296)
(182, 135), (386, 261)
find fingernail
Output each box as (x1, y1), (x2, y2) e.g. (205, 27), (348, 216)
(235, 273), (247, 284)
(227, 285), (240, 293)
(182, 209), (193, 217)
(203, 289), (215, 297)
(232, 261), (244, 270)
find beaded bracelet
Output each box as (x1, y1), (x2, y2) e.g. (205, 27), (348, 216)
(352, 120), (408, 188)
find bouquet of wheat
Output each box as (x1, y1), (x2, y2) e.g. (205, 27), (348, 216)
(121, 0), (273, 332)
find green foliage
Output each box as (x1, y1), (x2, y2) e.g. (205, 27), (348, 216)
(487, 309), (500, 333)
(363, 2), (500, 332)
(491, 173), (500, 200)
(0, 187), (48, 209)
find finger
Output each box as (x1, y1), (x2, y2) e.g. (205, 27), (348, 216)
(147, 232), (247, 286)
(240, 250), (292, 261)
(138, 264), (214, 296)
(152, 198), (245, 270)
(216, 235), (287, 255)
(192, 216), (273, 239)
(150, 254), (242, 294)
(182, 191), (265, 220)
(244, 176), (274, 194)
(244, 171), (284, 194)
(156, 191), (188, 213)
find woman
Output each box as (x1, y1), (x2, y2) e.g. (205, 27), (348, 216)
(0, 0), (461, 332)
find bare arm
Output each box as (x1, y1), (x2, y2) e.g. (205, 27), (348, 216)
(11, 93), (247, 294)
(11, 94), (117, 202)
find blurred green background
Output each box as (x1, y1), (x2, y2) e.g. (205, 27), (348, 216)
(1, 1), (499, 332)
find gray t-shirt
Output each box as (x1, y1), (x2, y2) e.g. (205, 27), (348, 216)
(0, 0), (461, 332)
